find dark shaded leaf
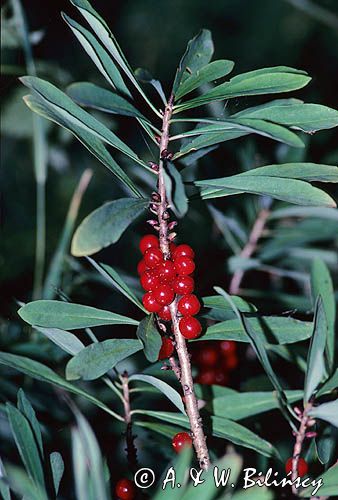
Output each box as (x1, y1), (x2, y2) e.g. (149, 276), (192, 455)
(136, 315), (162, 363)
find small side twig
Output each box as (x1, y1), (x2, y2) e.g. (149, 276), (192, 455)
(121, 372), (138, 473)
(229, 207), (270, 295)
(168, 355), (181, 381)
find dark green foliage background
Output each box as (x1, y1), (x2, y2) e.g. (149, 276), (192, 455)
(1, 0), (338, 498)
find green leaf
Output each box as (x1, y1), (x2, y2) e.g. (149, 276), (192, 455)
(175, 59), (234, 100)
(72, 428), (89, 500)
(136, 315), (162, 363)
(233, 102), (338, 133)
(0, 459), (11, 500)
(6, 403), (45, 489)
(304, 296), (328, 402)
(239, 162), (338, 182)
(175, 67), (311, 112)
(61, 13), (131, 97)
(17, 389), (44, 457)
(88, 259), (145, 311)
(163, 162), (188, 218)
(173, 29), (214, 94)
(135, 410), (189, 428)
(21, 76), (146, 167)
(211, 416), (279, 459)
(299, 463), (338, 497)
(311, 259), (336, 372)
(66, 339), (142, 380)
(129, 374), (186, 414)
(3, 465), (48, 500)
(67, 82), (145, 119)
(203, 295), (256, 313)
(309, 400), (338, 428)
(198, 315), (312, 345)
(50, 452), (64, 496)
(175, 128), (247, 158)
(19, 300), (138, 329)
(213, 390), (303, 420)
(317, 368), (338, 397)
(23, 93), (142, 198)
(0, 352), (122, 420)
(153, 448), (193, 500)
(232, 486), (274, 500)
(135, 421), (183, 439)
(33, 326), (85, 355)
(270, 205), (338, 220)
(71, 198), (148, 256)
(195, 175), (336, 207)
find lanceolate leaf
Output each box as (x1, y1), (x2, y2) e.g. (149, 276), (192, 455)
(316, 369), (338, 397)
(309, 400), (338, 428)
(17, 389), (44, 457)
(71, 198), (148, 256)
(67, 82), (145, 119)
(304, 296), (328, 402)
(175, 59), (235, 100)
(18, 300), (138, 330)
(200, 316), (312, 344)
(299, 464), (338, 497)
(173, 29), (214, 94)
(136, 315), (162, 363)
(33, 326), (85, 355)
(62, 13), (131, 97)
(311, 259), (336, 372)
(66, 339), (142, 380)
(23, 93), (142, 198)
(0, 352), (122, 420)
(129, 374), (186, 414)
(21, 76), (146, 167)
(233, 102), (338, 133)
(6, 404), (45, 489)
(175, 67), (311, 112)
(163, 162), (188, 218)
(239, 163), (338, 182)
(50, 452), (64, 496)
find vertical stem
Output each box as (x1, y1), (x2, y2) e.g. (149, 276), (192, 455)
(157, 95), (210, 470)
(229, 208), (270, 295)
(33, 178), (46, 299)
(291, 402), (313, 495)
(121, 372), (138, 473)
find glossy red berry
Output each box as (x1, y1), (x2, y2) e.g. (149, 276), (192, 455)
(173, 244), (195, 260)
(196, 345), (218, 367)
(115, 478), (135, 500)
(195, 369), (216, 385)
(179, 316), (202, 339)
(140, 270), (159, 291)
(154, 284), (175, 305)
(173, 275), (195, 295)
(137, 259), (147, 275)
(158, 261), (176, 282)
(144, 247), (163, 268)
(285, 457), (308, 477)
(174, 256), (195, 276)
(169, 242), (177, 254)
(158, 337), (174, 360)
(172, 432), (193, 453)
(139, 234), (159, 254)
(222, 353), (238, 371)
(219, 340), (236, 356)
(142, 292), (161, 313)
(158, 305), (172, 321)
(177, 294), (201, 316)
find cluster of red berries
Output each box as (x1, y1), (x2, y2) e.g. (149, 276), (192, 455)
(285, 457), (308, 477)
(193, 340), (238, 386)
(137, 235), (202, 341)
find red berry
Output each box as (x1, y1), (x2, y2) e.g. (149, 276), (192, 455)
(139, 234), (159, 254)
(195, 369), (216, 385)
(179, 316), (202, 339)
(142, 292), (161, 313)
(177, 294), (201, 316)
(174, 256), (195, 276)
(158, 337), (174, 360)
(137, 259), (147, 275)
(115, 478), (135, 500)
(140, 270), (159, 291)
(158, 261), (176, 282)
(173, 244), (195, 260)
(172, 432), (193, 453)
(144, 247), (163, 268)
(173, 275), (195, 295)
(222, 352), (238, 371)
(154, 284), (175, 305)
(196, 345), (218, 367)
(213, 369), (229, 386)
(219, 340), (236, 356)
(285, 457), (308, 477)
(158, 305), (172, 321)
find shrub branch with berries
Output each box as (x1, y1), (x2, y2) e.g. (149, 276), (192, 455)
(2, 0), (338, 498)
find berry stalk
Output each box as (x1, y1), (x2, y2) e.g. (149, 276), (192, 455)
(156, 94), (211, 470)
(291, 402), (314, 494)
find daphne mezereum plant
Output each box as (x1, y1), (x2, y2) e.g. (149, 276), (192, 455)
(1, 0), (338, 498)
